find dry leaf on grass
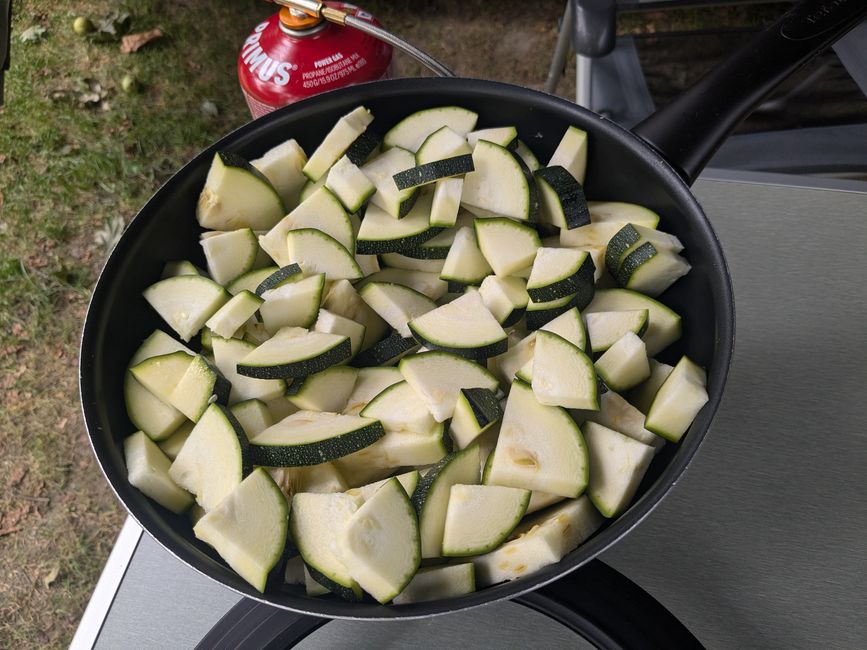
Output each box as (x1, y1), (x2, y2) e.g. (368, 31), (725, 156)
(42, 564), (60, 588)
(120, 28), (163, 53)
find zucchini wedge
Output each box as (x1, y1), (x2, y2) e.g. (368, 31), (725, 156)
(303, 106), (373, 181)
(393, 563), (475, 604)
(430, 177), (463, 228)
(615, 242), (691, 297)
(449, 387), (503, 449)
(585, 309), (649, 353)
(205, 290), (262, 340)
(584, 288), (681, 356)
(227, 266), (278, 296)
(594, 332), (650, 392)
(350, 332), (420, 368)
(360, 380), (437, 436)
(359, 281), (437, 338)
(325, 155), (376, 213)
(258, 273), (325, 334)
(381, 252), (446, 274)
(462, 140), (534, 221)
(322, 279), (389, 351)
(158, 421), (195, 460)
(547, 125), (588, 184)
(535, 165), (590, 230)
(341, 367), (404, 416)
(361, 146), (420, 218)
(540, 306), (588, 351)
(143, 275), (230, 342)
(383, 106), (478, 152)
(229, 399), (274, 439)
(467, 126), (518, 150)
(440, 226), (492, 287)
(409, 291), (507, 360)
(345, 129), (382, 166)
(124, 431), (193, 514)
(287, 366), (359, 413)
(237, 328), (351, 380)
(250, 410), (385, 466)
(478, 275), (529, 327)
(360, 268), (448, 301)
(526, 247), (595, 305)
(474, 217), (541, 277)
(346, 470), (420, 502)
(584, 421), (655, 517)
(525, 292), (576, 331)
(250, 138), (308, 210)
(514, 139), (541, 172)
(644, 355), (708, 442)
(416, 125), (473, 164)
(290, 492), (364, 601)
(356, 196), (443, 254)
(585, 391), (664, 449)
(201, 228), (259, 286)
(313, 309), (366, 358)
(338, 477), (421, 603)
(442, 484), (530, 556)
(588, 201), (661, 228)
(392, 155), (474, 191)
(193, 467), (288, 592)
(285, 228), (363, 281)
(486, 381), (588, 498)
(604, 222), (683, 277)
(531, 331), (599, 410)
(628, 359), (674, 413)
(196, 151), (285, 231)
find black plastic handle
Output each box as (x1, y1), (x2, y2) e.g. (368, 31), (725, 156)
(632, 0), (867, 185)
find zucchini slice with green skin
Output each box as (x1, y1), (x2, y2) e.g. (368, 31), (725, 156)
(130, 350), (194, 405)
(490, 332), (538, 386)
(535, 165), (590, 230)
(440, 226), (493, 286)
(337, 477), (421, 604)
(615, 242), (691, 297)
(268, 462), (349, 498)
(251, 138), (308, 211)
(345, 128), (382, 166)
(355, 253), (380, 277)
(282, 229), (360, 282)
(525, 292), (576, 331)
(193, 467), (289, 593)
(409, 291), (507, 360)
(361, 146), (420, 218)
(359, 281), (437, 338)
(399, 351), (499, 423)
(250, 410), (385, 466)
(201, 228), (259, 286)
(196, 151), (285, 231)
(644, 355), (708, 442)
(229, 399), (274, 439)
(265, 395), (300, 422)
(290, 492), (364, 601)
(392, 155), (474, 191)
(383, 106), (479, 153)
(531, 331), (599, 410)
(449, 387), (503, 449)
(381, 253), (445, 274)
(227, 266), (278, 296)
(628, 359), (674, 413)
(259, 273), (325, 334)
(361, 380), (437, 436)
(472, 496), (602, 587)
(161, 260), (203, 279)
(303, 106), (373, 181)
(474, 217), (541, 277)
(548, 125), (588, 184)
(125, 331), (192, 441)
(168, 354), (231, 422)
(514, 139), (541, 172)
(349, 333), (420, 368)
(526, 247), (595, 305)
(430, 177), (463, 228)
(299, 175), (327, 203)
(393, 563), (476, 605)
(411, 445), (481, 558)
(584, 421), (655, 518)
(205, 290), (263, 339)
(259, 186), (353, 264)
(416, 125), (473, 164)
(237, 328), (351, 380)
(323, 279), (389, 352)
(325, 156), (376, 213)
(124, 431), (193, 514)
(487, 381), (588, 498)
(169, 403), (253, 512)
(589, 201), (661, 228)
(478, 275), (528, 327)
(158, 421), (195, 460)
(585, 288), (681, 356)
(341, 366), (403, 416)
(288, 366), (358, 413)
(585, 309), (649, 353)
(360, 268), (448, 301)
(442, 484), (530, 557)
(346, 470), (420, 502)
(585, 391), (664, 449)
(541, 306), (588, 351)
(356, 198), (442, 255)
(594, 332), (650, 392)
(313, 309), (366, 357)
(525, 490), (565, 515)
(604, 223), (683, 277)
(467, 126), (518, 150)
(462, 141), (534, 222)
(143, 275), (230, 342)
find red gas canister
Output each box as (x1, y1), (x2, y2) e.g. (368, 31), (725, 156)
(238, 3), (393, 118)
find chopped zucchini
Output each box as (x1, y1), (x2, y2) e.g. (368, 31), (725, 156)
(143, 275), (230, 342)
(250, 138), (308, 210)
(525, 292), (576, 331)
(361, 380), (437, 436)
(161, 260), (202, 279)
(616, 242), (691, 297)
(196, 151), (285, 231)
(205, 290), (262, 339)
(588, 201), (661, 228)
(628, 359), (674, 413)
(531, 331), (598, 410)
(360, 268), (448, 301)
(345, 128), (382, 166)
(585, 309), (648, 353)
(429, 178), (463, 228)
(226, 266), (278, 296)
(449, 387), (503, 449)
(474, 217), (540, 276)
(644, 355), (709, 442)
(442, 484), (530, 556)
(585, 288), (681, 356)
(392, 563), (475, 604)
(350, 333), (420, 368)
(124, 431), (193, 514)
(361, 146), (420, 218)
(513, 139), (541, 172)
(201, 228), (258, 285)
(303, 106), (373, 181)
(585, 391), (664, 449)
(462, 141), (534, 221)
(341, 367), (404, 416)
(584, 421), (655, 517)
(258, 273), (325, 334)
(288, 366), (358, 413)
(383, 106), (478, 152)
(285, 228), (362, 280)
(478, 275), (529, 327)
(381, 253), (446, 274)
(594, 332), (650, 392)
(229, 399), (274, 439)
(157, 421), (195, 460)
(346, 470), (420, 502)
(526, 247), (594, 306)
(212, 336), (285, 404)
(467, 126), (518, 150)
(237, 327), (351, 380)
(535, 166), (590, 230)
(359, 281), (437, 338)
(540, 306), (588, 351)
(415, 125), (473, 164)
(547, 126), (588, 184)
(168, 354), (230, 422)
(409, 291), (507, 360)
(392, 155), (474, 191)
(313, 309), (366, 357)
(604, 223), (683, 277)
(323, 279), (389, 351)
(439, 226), (492, 287)
(356, 195), (441, 254)
(325, 155), (376, 213)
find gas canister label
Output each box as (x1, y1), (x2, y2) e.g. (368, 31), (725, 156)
(301, 51), (368, 89)
(240, 22), (297, 86)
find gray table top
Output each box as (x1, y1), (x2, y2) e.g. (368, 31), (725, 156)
(74, 171), (867, 650)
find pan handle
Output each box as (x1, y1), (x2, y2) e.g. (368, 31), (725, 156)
(632, 0), (867, 185)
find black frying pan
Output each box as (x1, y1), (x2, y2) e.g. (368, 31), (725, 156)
(79, 0), (866, 620)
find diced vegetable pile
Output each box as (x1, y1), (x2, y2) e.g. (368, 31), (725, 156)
(121, 105), (709, 604)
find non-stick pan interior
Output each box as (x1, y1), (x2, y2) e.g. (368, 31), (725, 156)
(80, 77), (733, 618)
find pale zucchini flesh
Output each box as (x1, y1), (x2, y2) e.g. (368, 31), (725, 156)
(124, 431), (193, 514)
(584, 421), (655, 517)
(442, 484), (530, 556)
